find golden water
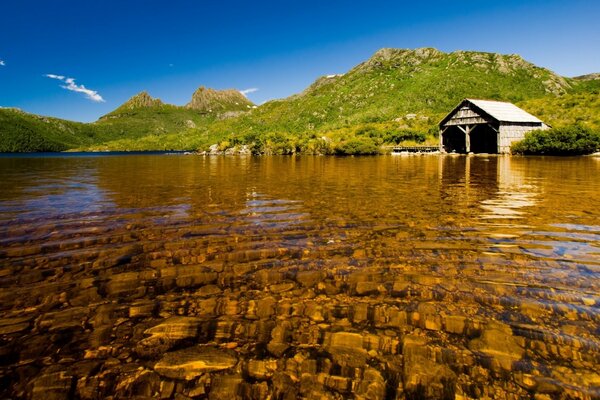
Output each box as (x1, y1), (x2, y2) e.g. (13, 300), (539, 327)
(0, 154), (599, 399)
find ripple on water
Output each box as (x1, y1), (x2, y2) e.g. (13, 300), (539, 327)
(0, 155), (599, 398)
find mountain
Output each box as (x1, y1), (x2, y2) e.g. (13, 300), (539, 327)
(103, 91), (164, 117)
(187, 48), (590, 153)
(573, 73), (600, 81)
(0, 87), (225, 152)
(83, 88), (256, 150)
(91, 91), (211, 146)
(1, 48), (598, 153)
(186, 87), (254, 113)
(210, 48), (572, 135)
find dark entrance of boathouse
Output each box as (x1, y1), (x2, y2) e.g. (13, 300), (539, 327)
(439, 99), (548, 154)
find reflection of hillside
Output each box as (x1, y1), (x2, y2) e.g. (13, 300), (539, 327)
(0, 156), (108, 223)
(0, 157), (84, 202)
(95, 156), (253, 212)
(249, 156), (443, 224)
(94, 155), (448, 225)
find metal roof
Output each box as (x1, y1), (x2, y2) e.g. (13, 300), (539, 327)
(465, 99), (543, 123)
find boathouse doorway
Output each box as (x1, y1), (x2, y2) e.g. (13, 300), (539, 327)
(469, 125), (497, 154)
(441, 126), (466, 153)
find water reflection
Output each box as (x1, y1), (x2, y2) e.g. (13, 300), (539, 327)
(0, 154), (599, 399)
(478, 156), (539, 220)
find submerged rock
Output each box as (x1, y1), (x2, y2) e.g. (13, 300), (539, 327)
(154, 346), (238, 380)
(469, 321), (525, 370)
(30, 371), (74, 400)
(136, 317), (202, 357)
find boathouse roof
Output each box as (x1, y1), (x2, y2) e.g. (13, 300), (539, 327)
(440, 99), (544, 126)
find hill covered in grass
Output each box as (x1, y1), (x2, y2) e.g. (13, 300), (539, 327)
(93, 92), (214, 144)
(221, 47), (571, 134)
(0, 88), (253, 152)
(1, 48), (598, 153)
(179, 48), (593, 154)
(0, 108), (97, 152)
(519, 76), (600, 131)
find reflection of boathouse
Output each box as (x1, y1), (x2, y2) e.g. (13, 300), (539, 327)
(439, 99), (549, 154)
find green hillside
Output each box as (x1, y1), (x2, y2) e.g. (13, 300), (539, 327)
(82, 89), (253, 151)
(217, 48), (570, 134)
(0, 108), (96, 152)
(519, 76), (600, 130)
(182, 48), (582, 153)
(93, 92), (214, 143)
(0, 90), (251, 152)
(1, 48), (598, 153)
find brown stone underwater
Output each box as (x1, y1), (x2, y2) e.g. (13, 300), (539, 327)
(0, 154), (599, 399)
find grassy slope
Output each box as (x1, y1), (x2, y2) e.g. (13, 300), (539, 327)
(88, 105), (215, 150)
(1, 48), (598, 152)
(0, 106), (216, 152)
(176, 48), (576, 152)
(519, 79), (600, 130)
(0, 89), (246, 152)
(0, 108), (97, 152)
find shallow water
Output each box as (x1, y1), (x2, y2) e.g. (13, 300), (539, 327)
(0, 154), (599, 399)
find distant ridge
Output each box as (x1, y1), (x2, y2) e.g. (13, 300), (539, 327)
(574, 73), (600, 81)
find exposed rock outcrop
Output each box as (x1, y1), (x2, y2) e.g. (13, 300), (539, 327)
(186, 87), (254, 113)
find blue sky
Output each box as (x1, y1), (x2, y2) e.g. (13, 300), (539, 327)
(1, 0), (599, 122)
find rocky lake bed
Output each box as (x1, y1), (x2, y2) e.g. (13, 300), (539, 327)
(0, 154), (599, 399)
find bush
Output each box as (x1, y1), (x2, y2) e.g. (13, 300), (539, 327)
(383, 129), (426, 144)
(334, 137), (380, 155)
(511, 125), (600, 155)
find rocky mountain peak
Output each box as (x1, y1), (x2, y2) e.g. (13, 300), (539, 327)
(358, 47), (444, 72)
(121, 91), (164, 109)
(186, 86), (254, 113)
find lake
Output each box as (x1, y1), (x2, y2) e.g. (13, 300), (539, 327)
(0, 154), (599, 399)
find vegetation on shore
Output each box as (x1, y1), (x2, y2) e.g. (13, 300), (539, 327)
(511, 125), (600, 155)
(1, 48), (599, 154)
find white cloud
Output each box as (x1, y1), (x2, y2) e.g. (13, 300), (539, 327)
(45, 74), (105, 103)
(0, 60), (5, 66)
(240, 88), (258, 97)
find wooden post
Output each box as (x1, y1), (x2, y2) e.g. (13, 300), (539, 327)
(465, 125), (471, 153)
(457, 125), (471, 153)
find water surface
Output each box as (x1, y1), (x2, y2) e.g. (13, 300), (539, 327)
(0, 155), (599, 399)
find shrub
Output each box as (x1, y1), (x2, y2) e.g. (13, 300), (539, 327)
(383, 129), (426, 144)
(334, 137), (380, 155)
(511, 125), (600, 155)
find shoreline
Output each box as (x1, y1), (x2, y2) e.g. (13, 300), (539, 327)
(1, 151), (596, 158)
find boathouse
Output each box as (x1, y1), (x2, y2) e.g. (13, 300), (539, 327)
(439, 99), (549, 154)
